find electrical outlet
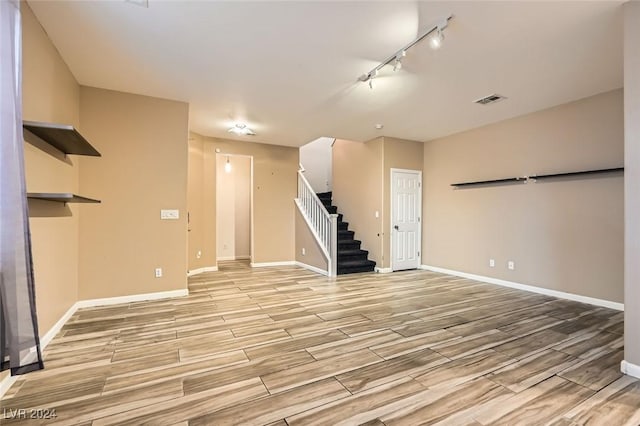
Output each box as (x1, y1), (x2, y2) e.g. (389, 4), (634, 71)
(489, 259), (495, 268)
(302, 248), (306, 256)
(507, 261), (515, 271)
(155, 268), (162, 278)
(196, 250), (202, 259)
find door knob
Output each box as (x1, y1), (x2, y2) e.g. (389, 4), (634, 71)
(394, 225), (399, 230)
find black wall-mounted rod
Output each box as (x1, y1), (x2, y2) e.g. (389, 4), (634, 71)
(452, 167), (624, 188)
(451, 177), (526, 187)
(531, 167), (624, 181)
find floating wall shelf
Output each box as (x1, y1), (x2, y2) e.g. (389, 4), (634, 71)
(452, 167), (624, 188)
(531, 167), (624, 181)
(27, 193), (101, 204)
(23, 121), (101, 157)
(451, 177), (527, 188)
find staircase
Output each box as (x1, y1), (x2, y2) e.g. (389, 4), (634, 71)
(316, 192), (376, 275)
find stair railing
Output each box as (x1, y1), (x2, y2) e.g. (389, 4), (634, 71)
(295, 166), (338, 277)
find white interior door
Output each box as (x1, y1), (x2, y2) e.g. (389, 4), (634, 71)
(391, 169), (422, 271)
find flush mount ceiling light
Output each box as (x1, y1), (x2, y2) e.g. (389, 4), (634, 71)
(228, 123), (256, 136)
(359, 15), (453, 90)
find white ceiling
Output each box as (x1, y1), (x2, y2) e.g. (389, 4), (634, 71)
(28, 1), (624, 147)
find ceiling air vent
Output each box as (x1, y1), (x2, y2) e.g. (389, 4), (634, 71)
(474, 94), (507, 105)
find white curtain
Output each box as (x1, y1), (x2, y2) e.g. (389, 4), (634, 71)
(0, 0), (44, 375)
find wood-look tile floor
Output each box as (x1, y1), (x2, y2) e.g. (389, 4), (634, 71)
(2, 260), (638, 425)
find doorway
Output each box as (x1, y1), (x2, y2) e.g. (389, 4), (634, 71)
(216, 154), (253, 263)
(390, 168), (422, 271)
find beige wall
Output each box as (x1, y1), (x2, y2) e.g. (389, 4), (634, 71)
(300, 137), (333, 193)
(332, 138), (384, 265)
(624, 1), (640, 367)
(332, 137), (423, 270)
(187, 133), (216, 271)
(216, 154), (251, 260)
(22, 2), (80, 334)
(423, 89), (624, 303)
(382, 137), (424, 269)
(187, 135), (206, 270)
(295, 206), (329, 271)
(187, 134), (298, 266)
(78, 87), (189, 299)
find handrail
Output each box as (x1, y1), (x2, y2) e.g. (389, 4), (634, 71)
(296, 167), (338, 277)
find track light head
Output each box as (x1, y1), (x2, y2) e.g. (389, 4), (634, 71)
(366, 69), (378, 89)
(393, 51), (405, 71)
(429, 27), (444, 50)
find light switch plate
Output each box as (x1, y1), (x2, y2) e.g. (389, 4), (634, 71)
(161, 209), (179, 220)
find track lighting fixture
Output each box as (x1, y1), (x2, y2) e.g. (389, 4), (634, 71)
(358, 15), (452, 88)
(228, 123), (256, 136)
(224, 156), (232, 173)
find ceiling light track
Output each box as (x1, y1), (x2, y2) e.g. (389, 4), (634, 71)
(359, 14), (453, 88)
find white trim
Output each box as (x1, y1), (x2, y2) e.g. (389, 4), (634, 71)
(1, 301), (80, 398)
(390, 168), (422, 272)
(0, 288), (187, 397)
(215, 153), (255, 274)
(75, 289), (189, 309)
(40, 303), (78, 349)
(216, 256), (236, 261)
(621, 360), (640, 379)
(0, 375), (17, 398)
(216, 256), (250, 262)
(375, 267), (393, 274)
(420, 265), (624, 311)
(250, 261), (296, 268)
(250, 156), (255, 267)
(187, 266), (219, 276)
(295, 261), (329, 276)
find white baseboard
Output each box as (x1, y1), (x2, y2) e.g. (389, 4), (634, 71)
(250, 261), (296, 268)
(621, 360), (640, 379)
(40, 302), (79, 349)
(295, 261), (329, 276)
(0, 375), (17, 399)
(187, 266), (218, 277)
(0, 287), (188, 397)
(420, 265), (624, 311)
(375, 267), (393, 274)
(216, 256), (250, 261)
(75, 289), (189, 309)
